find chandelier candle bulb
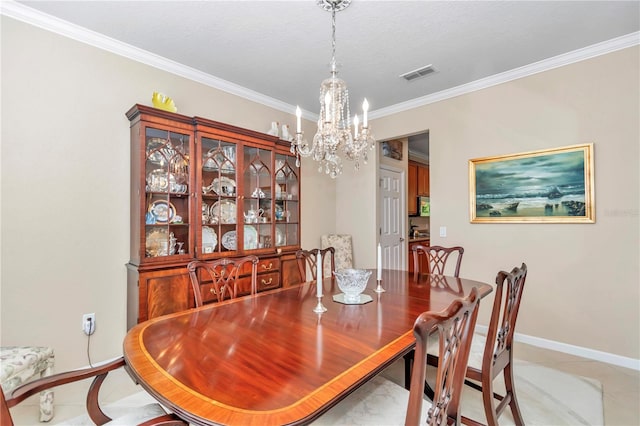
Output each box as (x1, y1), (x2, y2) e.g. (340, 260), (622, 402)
(363, 99), (369, 128)
(296, 106), (301, 133)
(354, 115), (359, 138)
(317, 252), (323, 298)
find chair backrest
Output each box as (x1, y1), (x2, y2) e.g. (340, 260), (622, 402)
(406, 287), (480, 426)
(187, 256), (259, 307)
(482, 263), (528, 372)
(411, 245), (464, 277)
(295, 247), (336, 282)
(321, 234), (353, 271)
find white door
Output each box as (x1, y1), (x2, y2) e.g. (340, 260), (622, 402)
(379, 166), (406, 270)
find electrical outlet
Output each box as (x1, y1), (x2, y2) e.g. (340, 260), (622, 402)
(82, 313), (96, 335)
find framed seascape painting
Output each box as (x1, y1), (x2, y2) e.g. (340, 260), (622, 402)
(469, 143), (595, 223)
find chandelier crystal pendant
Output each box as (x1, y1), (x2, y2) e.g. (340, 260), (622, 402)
(291, 0), (375, 179)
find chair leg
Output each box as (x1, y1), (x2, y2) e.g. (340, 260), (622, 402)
(403, 352), (413, 390)
(503, 362), (525, 426)
(39, 390), (54, 422)
(481, 376), (499, 426)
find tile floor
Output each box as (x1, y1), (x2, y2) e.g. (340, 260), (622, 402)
(7, 342), (640, 425)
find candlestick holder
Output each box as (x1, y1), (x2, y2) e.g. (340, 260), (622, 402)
(374, 279), (386, 293)
(313, 296), (328, 313)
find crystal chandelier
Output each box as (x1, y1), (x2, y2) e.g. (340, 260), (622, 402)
(291, 0), (375, 179)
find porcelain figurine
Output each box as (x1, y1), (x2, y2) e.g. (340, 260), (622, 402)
(281, 124), (293, 141)
(267, 121), (279, 137)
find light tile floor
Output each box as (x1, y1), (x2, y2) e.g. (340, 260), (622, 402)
(7, 342), (640, 425)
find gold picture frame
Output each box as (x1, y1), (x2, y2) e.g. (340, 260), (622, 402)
(469, 144), (595, 223)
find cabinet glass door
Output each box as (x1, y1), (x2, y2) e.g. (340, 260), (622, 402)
(274, 153), (299, 247)
(243, 146), (272, 251)
(144, 127), (190, 259)
(200, 137), (237, 254)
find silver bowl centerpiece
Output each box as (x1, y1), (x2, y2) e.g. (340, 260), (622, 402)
(333, 269), (372, 303)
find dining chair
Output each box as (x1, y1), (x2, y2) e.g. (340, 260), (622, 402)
(295, 247), (336, 282)
(404, 245), (465, 390)
(411, 245), (465, 277)
(312, 287), (480, 426)
(320, 234), (353, 271)
(461, 262), (528, 426)
(187, 256), (259, 307)
(427, 263), (528, 426)
(1, 356), (186, 426)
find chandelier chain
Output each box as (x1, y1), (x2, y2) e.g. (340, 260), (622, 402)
(331, 7), (337, 70)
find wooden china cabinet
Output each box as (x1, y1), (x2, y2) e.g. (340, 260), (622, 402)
(126, 104), (302, 327)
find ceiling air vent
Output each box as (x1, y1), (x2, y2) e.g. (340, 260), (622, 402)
(400, 64), (436, 82)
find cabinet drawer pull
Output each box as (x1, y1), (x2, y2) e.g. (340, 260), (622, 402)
(261, 262), (274, 270)
(261, 278), (273, 285)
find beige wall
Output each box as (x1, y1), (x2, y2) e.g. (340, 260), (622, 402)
(373, 47), (639, 362)
(0, 17), (335, 371)
(1, 16), (638, 371)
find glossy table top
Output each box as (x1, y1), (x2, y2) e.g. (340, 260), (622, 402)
(123, 270), (492, 425)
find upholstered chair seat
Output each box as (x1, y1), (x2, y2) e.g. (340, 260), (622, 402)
(0, 346), (54, 422)
(312, 375), (424, 425)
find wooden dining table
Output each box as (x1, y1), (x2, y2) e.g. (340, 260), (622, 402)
(122, 269), (492, 426)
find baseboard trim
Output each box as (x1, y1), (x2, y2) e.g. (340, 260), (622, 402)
(474, 325), (640, 371)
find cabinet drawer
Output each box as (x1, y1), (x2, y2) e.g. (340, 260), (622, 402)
(258, 257), (279, 273)
(257, 272), (280, 292)
(201, 276), (255, 303)
(238, 257), (280, 275)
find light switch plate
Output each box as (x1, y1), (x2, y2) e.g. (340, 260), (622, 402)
(439, 226), (447, 237)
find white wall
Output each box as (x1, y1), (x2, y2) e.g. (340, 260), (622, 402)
(372, 47), (639, 361)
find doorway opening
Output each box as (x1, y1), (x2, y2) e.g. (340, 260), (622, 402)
(408, 131), (430, 243)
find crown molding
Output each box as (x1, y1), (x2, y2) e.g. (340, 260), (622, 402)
(3, 2), (638, 122)
(370, 31), (640, 120)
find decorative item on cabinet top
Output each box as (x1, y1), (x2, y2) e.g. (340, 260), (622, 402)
(151, 92), (177, 113)
(267, 121), (280, 137)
